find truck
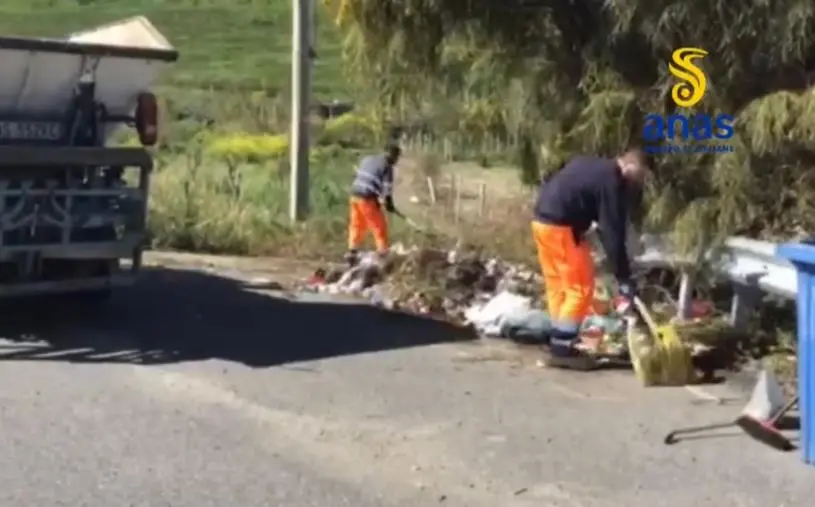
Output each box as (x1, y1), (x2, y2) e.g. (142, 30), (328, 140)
(0, 18), (177, 298)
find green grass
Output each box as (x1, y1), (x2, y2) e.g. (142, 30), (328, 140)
(149, 147), (353, 256)
(0, 0), (348, 97)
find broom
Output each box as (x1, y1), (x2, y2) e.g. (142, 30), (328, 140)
(627, 295), (697, 386)
(587, 229), (696, 386)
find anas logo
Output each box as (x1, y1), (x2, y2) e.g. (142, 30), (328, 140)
(642, 47), (734, 154)
(669, 48), (707, 107)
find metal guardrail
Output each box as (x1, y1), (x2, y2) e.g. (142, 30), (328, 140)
(719, 237), (797, 299)
(633, 235), (797, 328)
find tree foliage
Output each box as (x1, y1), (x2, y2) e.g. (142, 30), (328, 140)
(323, 0), (815, 247)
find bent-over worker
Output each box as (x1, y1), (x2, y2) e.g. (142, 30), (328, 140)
(345, 144), (401, 265)
(532, 147), (650, 370)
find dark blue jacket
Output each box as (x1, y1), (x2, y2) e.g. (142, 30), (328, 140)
(534, 156), (631, 281)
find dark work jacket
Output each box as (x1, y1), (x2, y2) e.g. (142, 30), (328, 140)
(533, 156), (631, 281)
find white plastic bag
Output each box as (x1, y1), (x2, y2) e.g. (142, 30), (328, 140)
(464, 291), (534, 336)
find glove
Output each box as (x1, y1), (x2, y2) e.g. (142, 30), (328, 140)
(615, 281), (636, 314)
(384, 196), (397, 213)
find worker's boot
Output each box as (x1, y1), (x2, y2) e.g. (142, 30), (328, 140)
(343, 249), (360, 268)
(544, 329), (597, 371)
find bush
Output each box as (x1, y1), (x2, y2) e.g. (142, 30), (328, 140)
(148, 144), (375, 258)
(320, 111), (382, 148)
(207, 133), (289, 164)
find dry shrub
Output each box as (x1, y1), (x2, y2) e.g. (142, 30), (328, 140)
(415, 152), (441, 180)
(457, 198), (536, 265)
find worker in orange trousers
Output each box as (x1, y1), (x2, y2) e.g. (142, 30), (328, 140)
(345, 144), (401, 266)
(532, 147), (650, 370)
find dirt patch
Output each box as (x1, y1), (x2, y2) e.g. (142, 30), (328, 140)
(395, 157), (532, 233)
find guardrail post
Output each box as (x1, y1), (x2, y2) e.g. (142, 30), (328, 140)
(776, 242), (815, 466)
(729, 283), (761, 332)
(676, 271), (694, 320)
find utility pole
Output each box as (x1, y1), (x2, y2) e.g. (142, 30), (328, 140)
(289, 0), (312, 222)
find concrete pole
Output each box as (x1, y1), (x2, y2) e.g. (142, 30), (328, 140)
(289, 0), (312, 222)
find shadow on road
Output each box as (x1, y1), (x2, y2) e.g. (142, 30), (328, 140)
(0, 266), (476, 367)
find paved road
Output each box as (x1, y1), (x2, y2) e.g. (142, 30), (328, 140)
(0, 259), (812, 506)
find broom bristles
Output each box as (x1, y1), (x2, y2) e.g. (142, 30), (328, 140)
(627, 318), (697, 386)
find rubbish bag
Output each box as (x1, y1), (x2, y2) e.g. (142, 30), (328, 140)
(500, 309), (552, 344)
(464, 291), (534, 336)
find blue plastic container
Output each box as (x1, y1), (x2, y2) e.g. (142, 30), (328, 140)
(777, 242), (815, 465)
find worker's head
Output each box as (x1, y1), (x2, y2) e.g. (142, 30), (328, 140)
(385, 144), (402, 166)
(616, 147), (652, 184)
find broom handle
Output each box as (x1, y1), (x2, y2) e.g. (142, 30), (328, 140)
(664, 421), (737, 444)
(633, 296), (660, 336)
(769, 396), (799, 425)
(392, 210), (427, 232)
(589, 232), (661, 336)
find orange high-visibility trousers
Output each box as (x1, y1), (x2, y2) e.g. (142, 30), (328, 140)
(531, 220), (595, 330)
(348, 196), (389, 253)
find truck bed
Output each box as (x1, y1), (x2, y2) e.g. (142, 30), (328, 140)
(0, 34), (177, 62)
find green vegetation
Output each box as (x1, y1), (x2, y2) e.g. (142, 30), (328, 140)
(327, 0), (815, 251)
(3, 0), (813, 262)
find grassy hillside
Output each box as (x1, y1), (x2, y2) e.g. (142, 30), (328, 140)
(0, 0), (348, 98)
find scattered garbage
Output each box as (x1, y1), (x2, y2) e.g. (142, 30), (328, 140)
(499, 308), (551, 344)
(583, 314), (625, 335)
(300, 243), (629, 348)
(300, 243), (542, 322)
(464, 291), (534, 336)
(297, 242), (746, 380)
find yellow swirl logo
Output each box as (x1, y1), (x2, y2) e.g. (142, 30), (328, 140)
(669, 47), (708, 108)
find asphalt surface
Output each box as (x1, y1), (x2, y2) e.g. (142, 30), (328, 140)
(0, 259), (813, 506)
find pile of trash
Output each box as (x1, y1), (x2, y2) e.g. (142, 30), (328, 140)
(301, 242), (541, 320)
(299, 243), (739, 367)
(299, 243), (635, 350)
(463, 290), (631, 352)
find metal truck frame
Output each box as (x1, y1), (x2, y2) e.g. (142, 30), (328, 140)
(0, 32), (178, 298)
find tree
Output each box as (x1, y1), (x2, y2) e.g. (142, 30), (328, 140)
(323, 0), (815, 248)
